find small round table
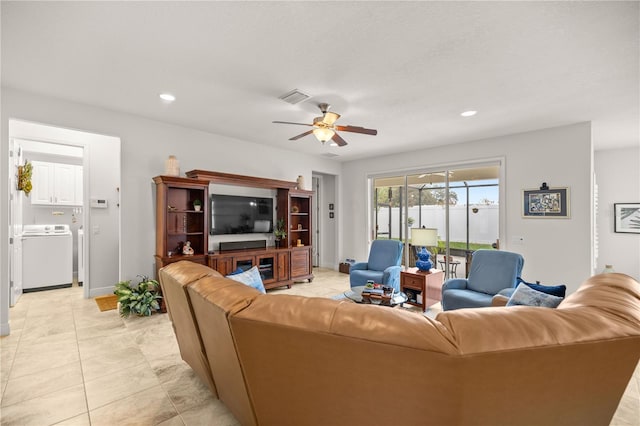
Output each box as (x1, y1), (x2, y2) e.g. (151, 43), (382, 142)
(344, 286), (408, 307)
(439, 260), (460, 277)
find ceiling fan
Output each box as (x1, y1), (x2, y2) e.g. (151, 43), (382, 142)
(273, 103), (377, 147)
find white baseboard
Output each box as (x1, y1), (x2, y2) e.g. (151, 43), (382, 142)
(0, 322), (10, 336)
(89, 286), (115, 298)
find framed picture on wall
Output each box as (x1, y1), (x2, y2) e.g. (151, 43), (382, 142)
(522, 187), (570, 218)
(614, 203), (640, 234)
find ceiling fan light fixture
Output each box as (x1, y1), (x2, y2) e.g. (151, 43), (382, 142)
(322, 112), (340, 125)
(313, 128), (335, 143)
(461, 110), (477, 117)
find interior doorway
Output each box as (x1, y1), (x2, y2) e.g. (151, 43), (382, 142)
(7, 119), (121, 321)
(311, 172), (338, 269)
(9, 137), (85, 305)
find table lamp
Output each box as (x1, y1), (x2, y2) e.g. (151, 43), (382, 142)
(411, 228), (438, 272)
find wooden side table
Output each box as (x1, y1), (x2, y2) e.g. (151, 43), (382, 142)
(400, 268), (445, 311)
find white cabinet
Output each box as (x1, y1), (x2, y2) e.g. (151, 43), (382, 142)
(74, 165), (83, 206)
(31, 161), (83, 206)
(31, 161), (55, 204)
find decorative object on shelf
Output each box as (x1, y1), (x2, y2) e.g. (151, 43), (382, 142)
(523, 186), (570, 218)
(412, 228), (438, 272)
(193, 199), (202, 211)
(165, 155), (180, 176)
(182, 241), (194, 255)
(614, 203), (640, 234)
(17, 161), (33, 195)
(296, 175), (305, 190)
(297, 239), (303, 247)
(297, 224), (303, 230)
(291, 205), (299, 213)
(602, 264), (615, 273)
(274, 218), (287, 248)
(113, 275), (162, 317)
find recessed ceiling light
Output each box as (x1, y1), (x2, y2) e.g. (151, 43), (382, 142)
(329, 142), (339, 147)
(461, 110), (477, 117)
(160, 93), (176, 102)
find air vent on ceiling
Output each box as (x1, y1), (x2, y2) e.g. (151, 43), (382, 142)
(322, 152), (339, 158)
(278, 89), (310, 105)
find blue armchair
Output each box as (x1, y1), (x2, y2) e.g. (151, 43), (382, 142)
(441, 249), (524, 311)
(349, 240), (404, 291)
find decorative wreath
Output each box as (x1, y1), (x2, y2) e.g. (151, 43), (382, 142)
(17, 162), (33, 195)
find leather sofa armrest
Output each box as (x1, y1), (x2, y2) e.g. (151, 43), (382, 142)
(350, 262), (368, 271)
(492, 294), (509, 307)
(442, 278), (468, 291)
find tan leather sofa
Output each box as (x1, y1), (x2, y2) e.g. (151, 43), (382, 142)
(159, 261), (640, 426)
(158, 262), (221, 396)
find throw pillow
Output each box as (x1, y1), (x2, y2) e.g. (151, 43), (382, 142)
(506, 283), (563, 308)
(228, 267), (244, 276)
(516, 277), (566, 298)
(226, 266), (266, 293)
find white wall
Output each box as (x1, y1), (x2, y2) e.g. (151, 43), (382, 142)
(595, 147), (640, 280)
(1, 87), (342, 335)
(340, 123), (593, 294)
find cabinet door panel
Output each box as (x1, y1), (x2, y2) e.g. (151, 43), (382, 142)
(216, 257), (234, 276)
(54, 163), (76, 205)
(290, 249), (310, 278)
(75, 165), (83, 205)
(277, 251), (290, 281)
(30, 161), (54, 205)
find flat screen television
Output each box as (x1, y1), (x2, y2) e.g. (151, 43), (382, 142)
(210, 194), (274, 235)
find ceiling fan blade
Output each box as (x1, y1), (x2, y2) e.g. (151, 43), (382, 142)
(331, 132), (348, 147)
(289, 130), (314, 141)
(335, 125), (378, 136)
(273, 120), (313, 127)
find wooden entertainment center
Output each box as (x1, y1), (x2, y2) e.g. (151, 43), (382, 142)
(153, 170), (314, 289)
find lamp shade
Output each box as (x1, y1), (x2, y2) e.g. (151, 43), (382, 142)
(411, 228), (438, 247)
(313, 127), (335, 143)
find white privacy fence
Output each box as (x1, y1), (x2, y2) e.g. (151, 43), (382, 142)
(376, 205), (499, 244)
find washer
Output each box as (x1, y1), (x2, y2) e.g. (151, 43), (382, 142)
(22, 224), (73, 292)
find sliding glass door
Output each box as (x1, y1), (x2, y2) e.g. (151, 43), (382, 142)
(371, 164), (500, 278)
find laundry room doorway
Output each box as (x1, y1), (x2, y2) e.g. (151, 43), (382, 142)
(7, 119), (121, 308)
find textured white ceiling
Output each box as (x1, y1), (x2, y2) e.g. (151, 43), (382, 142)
(2, 1), (638, 161)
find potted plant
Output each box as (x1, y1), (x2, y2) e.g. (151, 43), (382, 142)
(114, 275), (162, 317)
(17, 161), (33, 195)
(193, 199), (202, 211)
(274, 218), (287, 248)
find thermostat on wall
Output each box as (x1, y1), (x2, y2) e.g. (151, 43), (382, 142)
(90, 199), (108, 208)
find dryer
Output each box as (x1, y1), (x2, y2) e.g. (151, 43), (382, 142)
(22, 224), (73, 291)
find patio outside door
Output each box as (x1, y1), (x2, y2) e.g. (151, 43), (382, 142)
(372, 164), (500, 278)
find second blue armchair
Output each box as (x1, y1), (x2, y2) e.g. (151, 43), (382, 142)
(350, 240), (404, 291)
(441, 249), (524, 311)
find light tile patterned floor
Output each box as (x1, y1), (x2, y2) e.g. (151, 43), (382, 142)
(0, 268), (638, 425)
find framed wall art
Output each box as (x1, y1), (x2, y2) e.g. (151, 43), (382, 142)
(522, 187), (570, 218)
(614, 203), (640, 234)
